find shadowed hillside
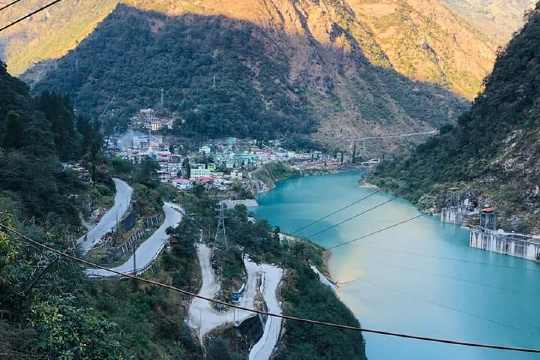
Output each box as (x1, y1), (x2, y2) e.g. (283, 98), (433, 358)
(30, 4), (467, 151)
(1, 0), (496, 101)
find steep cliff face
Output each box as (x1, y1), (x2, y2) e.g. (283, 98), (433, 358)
(372, 6), (540, 232)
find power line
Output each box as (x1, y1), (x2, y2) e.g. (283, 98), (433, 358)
(2, 223), (540, 353)
(306, 198), (397, 239)
(338, 256), (522, 295)
(0, 0), (64, 33)
(292, 190), (380, 235)
(326, 214), (425, 250)
(348, 242), (540, 274)
(0, 0), (24, 12)
(352, 278), (535, 335)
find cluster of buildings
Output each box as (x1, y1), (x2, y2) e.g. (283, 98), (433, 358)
(108, 131), (343, 193)
(130, 108), (175, 132)
(469, 208), (540, 262)
(202, 138), (313, 170)
(438, 189), (540, 262)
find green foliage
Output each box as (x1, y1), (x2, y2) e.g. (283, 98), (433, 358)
(35, 92), (79, 161)
(31, 296), (125, 360)
(111, 156), (133, 175)
(0, 214), (17, 272)
(135, 158), (160, 186)
(370, 6), (540, 225)
(0, 65), (103, 221)
(165, 216), (199, 289)
(35, 6), (314, 139)
(226, 205), (281, 261)
(3, 111), (24, 150)
(133, 183), (163, 217)
(207, 338), (232, 360)
(276, 260), (366, 360)
(252, 161), (300, 189)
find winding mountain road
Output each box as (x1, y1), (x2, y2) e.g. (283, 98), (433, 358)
(78, 178), (133, 254)
(86, 202), (183, 277)
(188, 243), (283, 360)
(248, 264), (283, 360)
(188, 244), (261, 338)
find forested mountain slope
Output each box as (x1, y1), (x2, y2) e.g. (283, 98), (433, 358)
(442, 0), (537, 46)
(347, 0), (495, 98)
(23, 1), (479, 148)
(2, 0), (495, 99)
(0, 0), (119, 75)
(0, 61), (103, 221)
(372, 5), (540, 232)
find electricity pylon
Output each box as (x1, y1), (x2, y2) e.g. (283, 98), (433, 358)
(215, 202), (228, 249)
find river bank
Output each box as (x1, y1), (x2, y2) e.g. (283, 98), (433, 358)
(255, 170), (540, 360)
(252, 161), (365, 195)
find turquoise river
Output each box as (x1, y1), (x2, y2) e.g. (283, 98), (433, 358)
(254, 171), (540, 359)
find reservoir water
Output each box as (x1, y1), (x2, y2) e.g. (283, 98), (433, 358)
(254, 171), (540, 359)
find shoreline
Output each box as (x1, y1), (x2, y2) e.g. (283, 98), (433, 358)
(278, 231), (337, 285)
(253, 163), (366, 197)
(322, 249), (335, 283)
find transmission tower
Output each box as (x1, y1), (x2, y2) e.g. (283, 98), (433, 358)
(215, 202), (228, 249)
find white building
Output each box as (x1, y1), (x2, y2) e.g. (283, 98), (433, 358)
(172, 178), (193, 190)
(199, 145), (212, 155)
(230, 170), (243, 180)
(131, 108), (174, 131)
(191, 168), (212, 178)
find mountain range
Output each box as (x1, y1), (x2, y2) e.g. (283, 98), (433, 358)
(372, 4), (540, 232)
(441, 0), (537, 46)
(0, 0), (534, 149)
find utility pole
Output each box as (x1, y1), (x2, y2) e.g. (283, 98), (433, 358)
(215, 202), (228, 249)
(132, 241), (137, 275)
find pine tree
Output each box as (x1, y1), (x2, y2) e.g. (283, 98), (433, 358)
(3, 111), (24, 150)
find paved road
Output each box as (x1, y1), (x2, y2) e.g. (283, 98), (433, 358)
(311, 265), (337, 292)
(188, 244), (261, 339)
(249, 264), (283, 360)
(86, 202), (183, 277)
(188, 243), (284, 359)
(78, 178), (133, 254)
